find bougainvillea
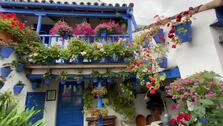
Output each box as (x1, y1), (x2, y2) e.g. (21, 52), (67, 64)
(50, 20), (72, 36)
(73, 23), (94, 35)
(94, 21), (124, 35)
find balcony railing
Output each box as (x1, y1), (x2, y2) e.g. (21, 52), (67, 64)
(40, 34), (131, 47)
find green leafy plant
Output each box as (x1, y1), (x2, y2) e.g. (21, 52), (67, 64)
(83, 88), (95, 114)
(59, 71), (68, 81)
(0, 92), (45, 126)
(92, 87), (107, 97)
(108, 82), (135, 120)
(43, 72), (54, 80)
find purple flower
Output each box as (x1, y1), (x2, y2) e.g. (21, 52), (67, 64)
(198, 117), (208, 123)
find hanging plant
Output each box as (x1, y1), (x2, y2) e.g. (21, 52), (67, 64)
(13, 81), (25, 95)
(174, 21), (192, 43)
(12, 60), (25, 72)
(59, 71), (68, 85)
(50, 20), (72, 37)
(43, 72), (54, 85)
(92, 87), (107, 97)
(73, 23), (94, 35)
(94, 21), (124, 35)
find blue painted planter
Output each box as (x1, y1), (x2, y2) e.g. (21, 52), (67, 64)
(0, 47), (14, 58)
(1, 67), (12, 78)
(44, 79), (52, 85)
(118, 58), (124, 63)
(13, 84), (24, 95)
(16, 64), (25, 72)
(107, 78), (112, 84)
(159, 57), (168, 68)
(102, 56), (112, 63)
(76, 80), (83, 84)
(91, 59), (100, 64)
(129, 73), (136, 79)
(93, 78), (98, 83)
(32, 81), (39, 89)
(153, 29), (165, 43)
(60, 80), (66, 85)
(77, 56), (84, 64)
(175, 22), (192, 43)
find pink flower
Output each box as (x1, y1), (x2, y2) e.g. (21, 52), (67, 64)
(73, 23), (94, 35)
(171, 104), (180, 110)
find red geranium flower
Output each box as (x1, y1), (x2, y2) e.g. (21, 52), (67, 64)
(159, 36), (165, 41)
(18, 22), (25, 30)
(184, 113), (191, 121)
(172, 45), (176, 48)
(146, 83), (152, 89)
(170, 119), (178, 125)
(177, 113), (184, 121)
(150, 89), (156, 95)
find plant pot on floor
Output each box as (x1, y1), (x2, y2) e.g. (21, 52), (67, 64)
(16, 64), (25, 72)
(13, 84), (24, 95)
(1, 66), (12, 78)
(175, 21), (192, 43)
(153, 29), (165, 43)
(0, 47), (14, 58)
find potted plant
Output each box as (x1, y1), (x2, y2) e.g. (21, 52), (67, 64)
(43, 72), (54, 85)
(89, 42), (105, 63)
(58, 48), (70, 64)
(112, 42), (125, 63)
(89, 107), (108, 118)
(12, 60), (25, 72)
(50, 20), (72, 38)
(152, 28), (165, 43)
(73, 23), (94, 35)
(174, 21), (192, 43)
(59, 71), (68, 85)
(92, 87), (107, 97)
(102, 43), (113, 63)
(1, 63), (12, 78)
(94, 21), (124, 35)
(67, 39), (89, 64)
(13, 81), (25, 95)
(0, 13), (25, 50)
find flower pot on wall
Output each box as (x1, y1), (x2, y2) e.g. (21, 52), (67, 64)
(153, 29), (165, 43)
(77, 56), (84, 64)
(175, 22), (192, 43)
(1, 66), (12, 78)
(0, 47), (14, 58)
(13, 84), (24, 95)
(16, 64), (25, 72)
(44, 79), (52, 85)
(159, 57), (168, 68)
(32, 81), (40, 89)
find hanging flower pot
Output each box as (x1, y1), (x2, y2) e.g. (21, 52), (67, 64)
(175, 21), (192, 43)
(93, 78), (98, 83)
(107, 78), (112, 84)
(44, 79), (52, 85)
(76, 80), (83, 85)
(1, 66), (12, 78)
(13, 81), (24, 95)
(159, 57), (168, 68)
(60, 80), (66, 85)
(0, 47), (14, 58)
(32, 81), (40, 89)
(153, 29), (165, 43)
(15, 63), (25, 72)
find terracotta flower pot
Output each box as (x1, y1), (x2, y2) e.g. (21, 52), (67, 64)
(0, 31), (16, 45)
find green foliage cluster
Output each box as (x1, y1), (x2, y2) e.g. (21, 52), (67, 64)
(0, 92), (45, 126)
(108, 82), (135, 120)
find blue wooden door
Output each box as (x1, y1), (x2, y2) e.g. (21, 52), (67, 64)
(57, 82), (84, 126)
(25, 92), (46, 124)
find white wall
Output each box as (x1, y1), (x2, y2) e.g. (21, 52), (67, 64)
(166, 9), (223, 78)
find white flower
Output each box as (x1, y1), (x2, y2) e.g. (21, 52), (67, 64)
(80, 51), (87, 56)
(96, 43), (103, 49)
(100, 48), (104, 52)
(33, 53), (38, 56)
(28, 58), (33, 62)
